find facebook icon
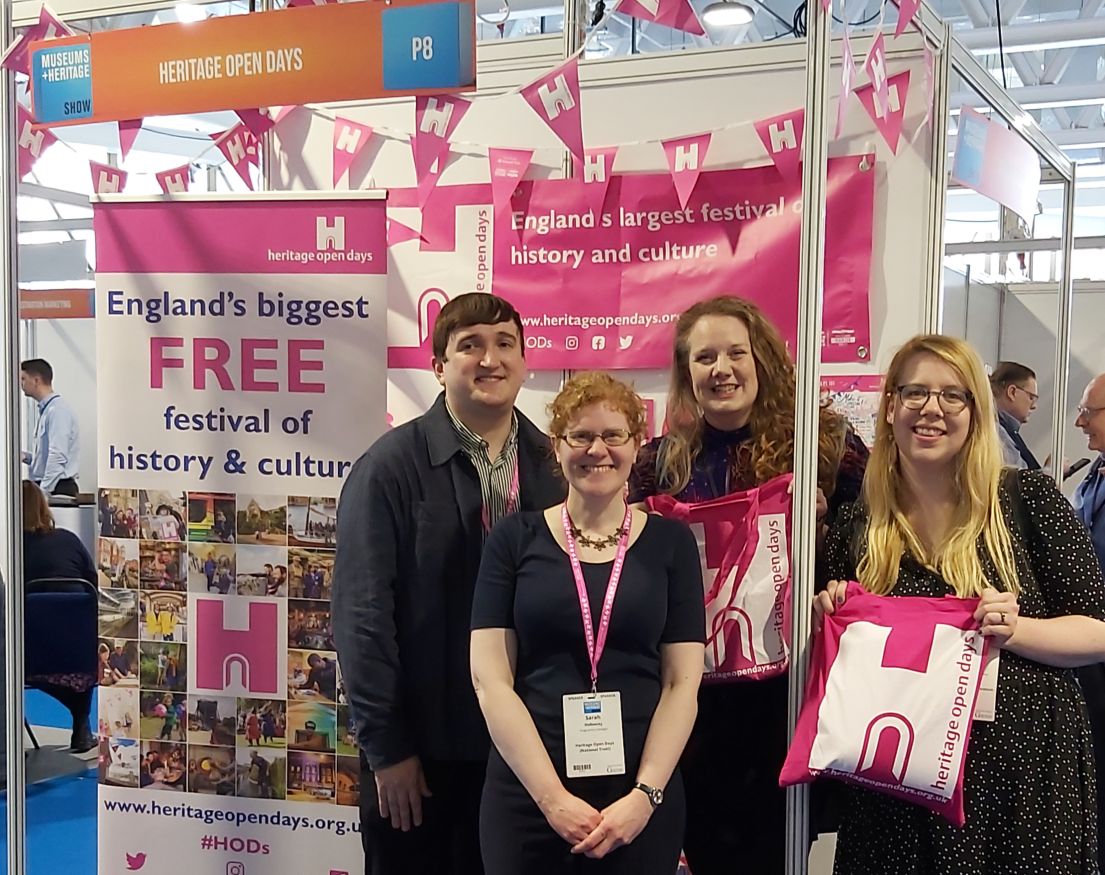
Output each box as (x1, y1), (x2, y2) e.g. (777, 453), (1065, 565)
(381, 2), (475, 91)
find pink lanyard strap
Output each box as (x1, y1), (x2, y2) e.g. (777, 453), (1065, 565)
(561, 503), (633, 694)
(481, 459), (520, 535)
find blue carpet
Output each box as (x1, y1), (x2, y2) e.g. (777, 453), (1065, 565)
(0, 690), (100, 873)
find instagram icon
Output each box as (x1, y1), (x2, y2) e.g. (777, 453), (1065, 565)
(226, 864), (245, 875)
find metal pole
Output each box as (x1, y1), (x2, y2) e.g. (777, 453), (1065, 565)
(560, 0), (586, 179)
(1, 0), (27, 869)
(1050, 168), (1076, 484)
(923, 27), (952, 333)
(786, 0), (831, 871)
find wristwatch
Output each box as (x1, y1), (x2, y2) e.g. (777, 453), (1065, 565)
(633, 781), (664, 808)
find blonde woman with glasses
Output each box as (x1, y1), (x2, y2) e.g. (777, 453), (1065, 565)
(815, 334), (1105, 874)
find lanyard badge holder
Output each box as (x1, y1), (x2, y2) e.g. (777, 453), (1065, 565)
(561, 503), (631, 778)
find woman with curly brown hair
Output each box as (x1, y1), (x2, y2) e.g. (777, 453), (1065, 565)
(627, 296), (868, 874)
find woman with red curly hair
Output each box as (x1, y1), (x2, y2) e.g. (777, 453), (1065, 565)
(472, 372), (706, 873)
(628, 296), (869, 874)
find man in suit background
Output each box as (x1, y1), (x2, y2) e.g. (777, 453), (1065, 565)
(991, 361), (1042, 471)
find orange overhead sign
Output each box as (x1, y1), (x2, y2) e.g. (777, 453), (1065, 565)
(20, 288), (95, 319)
(30, 0), (475, 126)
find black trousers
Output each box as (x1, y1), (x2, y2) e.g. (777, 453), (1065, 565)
(360, 753), (486, 875)
(49, 478), (78, 497)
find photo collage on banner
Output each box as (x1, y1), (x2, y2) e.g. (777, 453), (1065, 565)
(96, 491), (353, 805)
(94, 195), (384, 873)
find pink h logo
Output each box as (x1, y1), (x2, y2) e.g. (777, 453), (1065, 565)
(195, 600), (279, 694)
(857, 713), (915, 785)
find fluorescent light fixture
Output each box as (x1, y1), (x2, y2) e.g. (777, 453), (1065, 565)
(175, 3), (208, 23)
(701, 1), (754, 27)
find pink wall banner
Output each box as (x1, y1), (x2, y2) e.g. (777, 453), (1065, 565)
(486, 157), (874, 368)
(856, 69), (910, 154)
(519, 56), (584, 161)
(94, 194), (385, 874)
(950, 106), (1041, 223)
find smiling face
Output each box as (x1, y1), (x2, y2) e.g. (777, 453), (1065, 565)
(888, 352), (973, 475)
(555, 403), (639, 501)
(1076, 375), (1105, 453)
(433, 321), (526, 423)
(685, 314), (759, 431)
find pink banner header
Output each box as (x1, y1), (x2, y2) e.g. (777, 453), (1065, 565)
(94, 199), (387, 274)
(492, 158), (875, 368)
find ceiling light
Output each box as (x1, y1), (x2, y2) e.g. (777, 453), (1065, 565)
(174, 3), (208, 23)
(701, 1), (754, 28)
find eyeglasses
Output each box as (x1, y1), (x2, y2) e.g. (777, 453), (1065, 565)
(1077, 405), (1105, 419)
(1013, 384), (1039, 403)
(560, 429), (633, 448)
(895, 384), (974, 413)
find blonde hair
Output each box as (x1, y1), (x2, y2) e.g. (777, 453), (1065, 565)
(858, 335), (1019, 597)
(658, 296), (846, 495)
(548, 371), (647, 439)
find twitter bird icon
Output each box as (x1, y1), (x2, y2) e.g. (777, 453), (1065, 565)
(125, 852), (147, 870)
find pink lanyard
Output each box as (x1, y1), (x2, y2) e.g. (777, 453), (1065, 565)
(481, 460), (520, 535)
(561, 503), (633, 694)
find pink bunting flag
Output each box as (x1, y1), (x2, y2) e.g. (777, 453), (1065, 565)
(413, 94), (470, 205)
(387, 217), (423, 247)
(661, 132), (711, 209)
(821, 0), (830, 9)
(118, 119), (142, 161)
(488, 148), (533, 221)
(211, 123), (260, 189)
(894, 0), (921, 37)
(332, 117), (374, 186)
(754, 108), (805, 180)
(1, 5), (73, 75)
(156, 164), (190, 194)
(235, 109), (276, 139)
(15, 103), (58, 179)
(912, 46), (935, 144)
(580, 146), (618, 218)
(617, 0), (704, 35)
(856, 69), (911, 154)
(273, 105), (301, 125)
(835, 27), (858, 139)
(520, 56), (584, 161)
(89, 160), (127, 195)
(864, 32), (890, 120)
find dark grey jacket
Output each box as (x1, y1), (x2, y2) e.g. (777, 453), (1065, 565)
(332, 394), (564, 770)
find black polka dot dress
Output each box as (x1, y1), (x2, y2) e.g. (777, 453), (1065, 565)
(823, 470), (1105, 875)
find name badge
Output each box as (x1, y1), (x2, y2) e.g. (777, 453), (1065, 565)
(562, 691), (626, 777)
(973, 647), (1000, 722)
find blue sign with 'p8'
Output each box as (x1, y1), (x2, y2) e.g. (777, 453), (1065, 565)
(381, 2), (474, 91)
(32, 43), (93, 124)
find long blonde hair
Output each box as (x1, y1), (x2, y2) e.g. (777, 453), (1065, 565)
(858, 335), (1019, 597)
(658, 296), (846, 495)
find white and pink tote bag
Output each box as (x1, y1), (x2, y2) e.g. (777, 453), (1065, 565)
(648, 473), (793, 683)
(780, 582), (989, 826)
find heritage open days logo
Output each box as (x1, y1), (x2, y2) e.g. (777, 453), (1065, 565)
(266, 216), (376, 266)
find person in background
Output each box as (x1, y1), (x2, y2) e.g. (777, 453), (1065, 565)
(20, 358), (80, 497)
(1073, 371), (1105, 872)
(22, 479), (97, 751)
(333, 293), (565, 875)
(627, 296), (867, 875)
(990, 360), (1042, 470)
(817, 334), (1105, 874)
(472, 372), (705, 873)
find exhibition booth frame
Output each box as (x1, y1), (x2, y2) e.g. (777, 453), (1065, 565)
(0, 0), (1078, 871)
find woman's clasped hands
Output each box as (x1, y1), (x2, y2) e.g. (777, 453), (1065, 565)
(540, 788), (654, 859)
